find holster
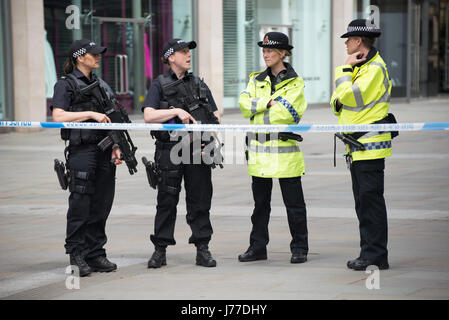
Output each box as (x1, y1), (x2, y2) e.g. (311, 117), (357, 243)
(335, 132), (366, 151)
(142, 156), (161, 190)
(54, 159), (68, 190)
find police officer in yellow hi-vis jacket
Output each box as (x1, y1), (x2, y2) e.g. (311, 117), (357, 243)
(239, 32), (308, 264)
(331, 19), (392, 271)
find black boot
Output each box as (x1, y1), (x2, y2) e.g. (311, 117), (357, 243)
(350, 258), (389, 271)
(86, 256), (117, 272)
(238, 248), (267, 262)
(148, 246), (167, 269)
(69, 252), (92, 277)
(291, 250), (307, 264)
(347, 257), (361, 269)
(196, 244), (217, 267)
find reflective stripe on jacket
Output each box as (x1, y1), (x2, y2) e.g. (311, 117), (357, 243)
(239, 63), (307, 178)
(330, 48), (392, 161)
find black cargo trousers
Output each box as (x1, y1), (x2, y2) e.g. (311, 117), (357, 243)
(150, 141), (213, 248)
(65, 144), (116, 260)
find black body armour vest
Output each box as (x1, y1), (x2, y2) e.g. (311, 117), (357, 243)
(152, 72), (218, 142)
(60, 73), (111, 145)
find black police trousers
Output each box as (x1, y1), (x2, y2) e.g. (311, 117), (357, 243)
(150, 146), (213, 248)
(248, 176), (308, 254)
(65, 144), (116, 259)
(350, 158), (388, 262)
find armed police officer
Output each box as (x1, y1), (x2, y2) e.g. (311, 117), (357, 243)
(51, 39), (122, 277)
(142, 39), (221, 268)
(331, 19), (395, 271)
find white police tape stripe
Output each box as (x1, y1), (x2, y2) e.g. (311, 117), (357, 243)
(1, 121), (449, 132)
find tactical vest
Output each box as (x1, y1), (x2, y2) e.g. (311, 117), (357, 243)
(60, 73), (110, 145)
(152, 72), (218, 142)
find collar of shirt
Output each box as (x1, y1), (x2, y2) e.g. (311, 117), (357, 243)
(72, 67), (97, 83)
(168, 68), (191, 80)
(354, 47), (378, 68)
(256, 62), (298, 83)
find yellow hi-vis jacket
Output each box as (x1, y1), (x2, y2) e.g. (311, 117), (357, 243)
(239, 63), (307, 178)
(330, 48), (392, 161)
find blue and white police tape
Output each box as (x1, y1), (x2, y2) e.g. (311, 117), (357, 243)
(1, 121), (449, 132)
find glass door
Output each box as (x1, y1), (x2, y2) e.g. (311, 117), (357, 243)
(87, 16), (150, 113)
(44, 0), (193, 114)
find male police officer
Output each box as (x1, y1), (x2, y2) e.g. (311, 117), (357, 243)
(331, 19), (393, 271)
(142, 39), (221, 268)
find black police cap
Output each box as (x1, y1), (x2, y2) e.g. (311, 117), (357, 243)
(258, 32), (293, 50)
(68, 39), (107, 59)
(341, 19), (381, 38)
(162, 39), (197, 60)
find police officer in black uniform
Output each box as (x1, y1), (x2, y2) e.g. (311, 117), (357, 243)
(142, 39), (221, 268)
(51, 39), (121, 277)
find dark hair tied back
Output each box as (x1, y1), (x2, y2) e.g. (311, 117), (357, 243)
(63, 57), (77, 75)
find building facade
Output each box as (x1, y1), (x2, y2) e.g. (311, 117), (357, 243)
(0, 0), (448, 123)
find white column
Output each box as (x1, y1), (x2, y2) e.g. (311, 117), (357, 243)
(236, 0), (246, 96)
(11, 0), (46, 130)
(331, 0), (355, 91)
(197, 0), (224, 114)
(281, 0), (290, 25)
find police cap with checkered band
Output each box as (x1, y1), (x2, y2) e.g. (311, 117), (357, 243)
(340, 19), (381, 38)
(258, 32), (293, 50)
(68, 39), (107, 60)
(162, 39), (197, 60)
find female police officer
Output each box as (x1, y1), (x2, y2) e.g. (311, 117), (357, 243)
(238, 32), (309, 264)
(51, 39), (121, 277)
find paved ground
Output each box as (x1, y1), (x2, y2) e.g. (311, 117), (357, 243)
(0, 98), (448, 301)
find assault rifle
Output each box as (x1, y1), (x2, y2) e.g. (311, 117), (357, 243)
(81, 80), (138, 175)
(161, 78), (224, 169)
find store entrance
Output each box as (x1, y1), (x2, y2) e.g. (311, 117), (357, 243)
(410, 0), (449, 97)
(86, 16), (151, 113)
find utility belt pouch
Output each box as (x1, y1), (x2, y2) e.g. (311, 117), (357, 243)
(278, 132), (303, 142)
(247, 132), (303, 143)
(60, 128), (71, 141)
(142, 156), (161, 189)
(68, 170), (95, 194)
(54, 159), (68, 190)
